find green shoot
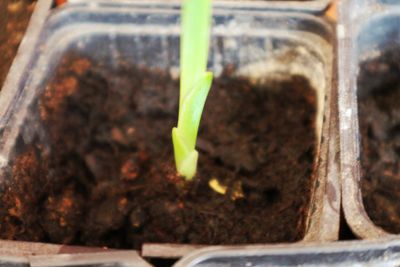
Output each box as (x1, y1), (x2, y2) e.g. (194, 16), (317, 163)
(172, 0), (213, 180)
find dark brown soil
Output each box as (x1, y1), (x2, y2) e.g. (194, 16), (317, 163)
(0, 0), (36, 89)
(0, 53), (318, 249)
(359, 47), (400, 233)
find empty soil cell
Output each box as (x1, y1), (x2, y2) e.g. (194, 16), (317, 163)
(0, 52), (318, 249)
(359, 47), (400, 234)
(0, 0), (37, 89)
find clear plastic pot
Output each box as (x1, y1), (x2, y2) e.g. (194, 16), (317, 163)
(174, 238), (400, 267)
(0, 240), (150, 267)
(67, 0), (332, 14)
(0, 0), (52, 128)
(0, 0), (337, 262)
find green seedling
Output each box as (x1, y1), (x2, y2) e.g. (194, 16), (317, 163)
(172, 0), (213, 180)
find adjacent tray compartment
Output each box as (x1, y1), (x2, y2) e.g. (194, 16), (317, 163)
(339, 0), (400, 239)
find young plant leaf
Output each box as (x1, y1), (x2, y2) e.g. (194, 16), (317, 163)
(172, 0), (213, 180)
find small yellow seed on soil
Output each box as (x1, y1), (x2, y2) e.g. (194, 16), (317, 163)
(209, 178), (245, 200)
(208, 178), (227, 195)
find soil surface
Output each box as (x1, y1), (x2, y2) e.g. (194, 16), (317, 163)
(359, 47), (400, 233)
(0, 0), (36, 89)
(0, 53), (317, 249)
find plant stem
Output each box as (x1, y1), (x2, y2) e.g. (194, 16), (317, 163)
(172, 0), (213, 180)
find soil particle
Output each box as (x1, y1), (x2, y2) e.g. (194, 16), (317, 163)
(359, 47), (400, 233)
(42, 185), (84, 244)
(0, 52), (318, 249)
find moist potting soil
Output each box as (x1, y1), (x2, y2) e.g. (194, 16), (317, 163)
(0, 52), (318, 249)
